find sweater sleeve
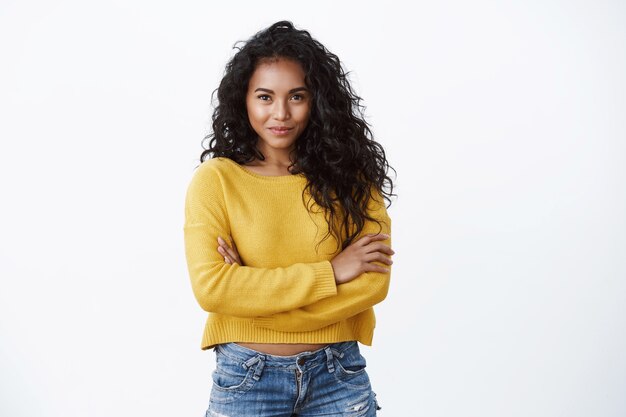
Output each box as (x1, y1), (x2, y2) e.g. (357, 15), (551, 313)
(251, 191), (392, 332)
(183, 162), (338, 318)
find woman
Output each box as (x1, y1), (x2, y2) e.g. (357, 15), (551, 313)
(184, 20), (396, 417)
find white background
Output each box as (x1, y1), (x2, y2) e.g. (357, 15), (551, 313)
(1, 1), (625, 416)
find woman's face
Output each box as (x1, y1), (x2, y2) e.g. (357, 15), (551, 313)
(245, 58), (311, 156)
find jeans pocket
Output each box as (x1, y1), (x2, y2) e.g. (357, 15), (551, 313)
(211, 364), (252, 391)
(209, 346), (259, 404)
(333, 350), (371, 388)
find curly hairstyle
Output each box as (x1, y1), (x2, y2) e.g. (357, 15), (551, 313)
(199, 20), (397, 252)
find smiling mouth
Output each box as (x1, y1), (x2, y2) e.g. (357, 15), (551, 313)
(269, 127), (293, 135)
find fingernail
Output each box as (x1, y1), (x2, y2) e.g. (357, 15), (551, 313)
(218, 236), (225, 244)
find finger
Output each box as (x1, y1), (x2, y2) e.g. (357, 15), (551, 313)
(364, 242), (395, 255)
(221, 244), (238, 261)
(220, 235), (235, 249)
(228, 236), (242, 264)
(361, 242), (395, 256)
(363, 262), (390, 273)
(217, 245), (235, 263)
(365, 252), (393, 265)
(218, 236), (242, 263)
(221, 252), (237, 265)
(222, 243), (242, 264)
(218, 247), (232, 264)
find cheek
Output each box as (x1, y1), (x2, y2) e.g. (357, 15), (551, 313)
(296, 105), (311, 123)
(247, 105), (266, 125)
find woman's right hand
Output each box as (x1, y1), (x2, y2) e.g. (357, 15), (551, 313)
(330, 233), (394, 285)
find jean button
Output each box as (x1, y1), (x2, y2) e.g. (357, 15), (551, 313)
(297, 358), (305, 366)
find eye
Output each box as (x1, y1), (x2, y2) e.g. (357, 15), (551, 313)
(256, 94), (306, 102)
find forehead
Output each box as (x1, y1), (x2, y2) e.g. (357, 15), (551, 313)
(247, 58), (306, 89)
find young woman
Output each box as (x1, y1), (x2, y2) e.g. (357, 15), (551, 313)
(184, 20), (396, 417)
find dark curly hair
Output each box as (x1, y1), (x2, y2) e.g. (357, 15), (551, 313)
(199, 20), (397, 252)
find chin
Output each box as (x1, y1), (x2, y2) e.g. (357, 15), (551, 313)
(263, 138), (297, 149)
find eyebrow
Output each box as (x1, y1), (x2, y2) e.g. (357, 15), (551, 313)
(254, 87), (309, 94)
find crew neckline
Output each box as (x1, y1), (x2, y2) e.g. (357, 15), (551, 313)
(219, 157), (306, 182)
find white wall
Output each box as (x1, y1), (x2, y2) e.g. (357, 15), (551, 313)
(1, 1), (624, 416)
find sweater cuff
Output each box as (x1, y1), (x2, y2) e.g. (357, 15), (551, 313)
(310, 260), (337, 300)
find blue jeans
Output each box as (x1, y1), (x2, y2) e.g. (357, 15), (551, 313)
(205, 341), (381, 416)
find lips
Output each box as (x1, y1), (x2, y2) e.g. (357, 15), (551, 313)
(269, 127), (293, 135)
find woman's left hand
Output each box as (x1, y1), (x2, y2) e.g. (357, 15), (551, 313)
(217, 236), (243, 265)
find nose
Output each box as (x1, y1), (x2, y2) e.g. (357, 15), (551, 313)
(272, 99), (290, 120)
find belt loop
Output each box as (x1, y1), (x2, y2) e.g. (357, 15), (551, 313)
(325, 346), (335, 373)
(331, 347), (344, 359)
(242, 355), (266, 381)
(252, 355), (265, 380)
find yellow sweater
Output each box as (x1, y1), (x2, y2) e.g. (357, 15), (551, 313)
(183, 157), (392, 350)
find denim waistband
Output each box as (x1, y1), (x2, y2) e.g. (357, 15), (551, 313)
(215, 340), (358, 372)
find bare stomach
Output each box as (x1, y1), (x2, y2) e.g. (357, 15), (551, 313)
(235, 342), (328, 356)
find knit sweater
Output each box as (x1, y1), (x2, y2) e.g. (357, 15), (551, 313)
(183, 156), (392, 350)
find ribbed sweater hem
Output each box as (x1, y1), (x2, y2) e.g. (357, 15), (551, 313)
(200, 315), (375, 351)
